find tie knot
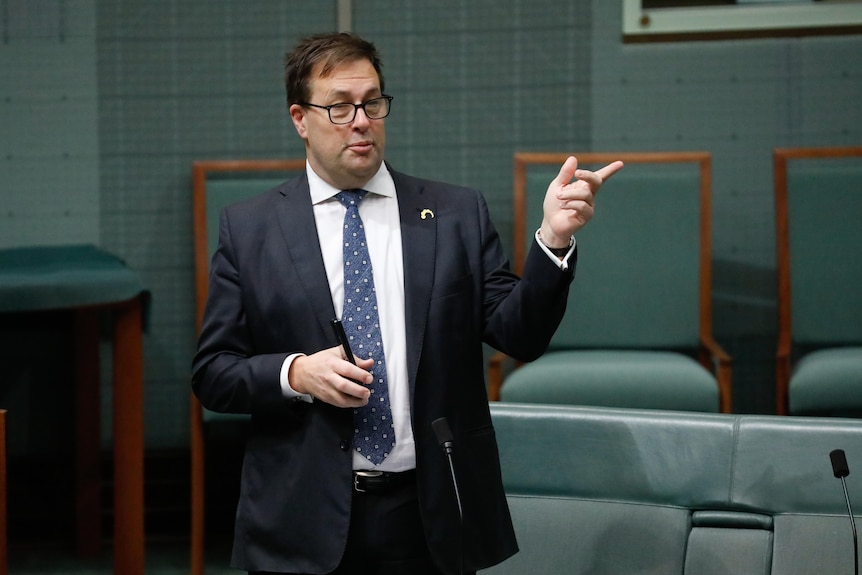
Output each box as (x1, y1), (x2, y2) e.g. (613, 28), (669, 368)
(336, 189), (368, 208)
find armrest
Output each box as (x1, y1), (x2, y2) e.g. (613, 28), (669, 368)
(699, 335), (733, 413)
(775, 328), (792, 416)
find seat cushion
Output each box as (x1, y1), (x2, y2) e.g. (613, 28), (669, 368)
(500, 350), (719, 412)
(789, 347), (862, 416)
(684, 526), (773, 575)
(482, 496), (690, 575)
(771, 515), (857, 575)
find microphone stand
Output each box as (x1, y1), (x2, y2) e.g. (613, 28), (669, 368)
(433, 417), (464, 575)
(840, 475), (859, 575)
(831, 449), (859, 575)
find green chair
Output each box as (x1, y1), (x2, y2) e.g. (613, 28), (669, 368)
(190, 159), (305, 575)
(774, 146), (862, 416)
(488, 152), (732, 413)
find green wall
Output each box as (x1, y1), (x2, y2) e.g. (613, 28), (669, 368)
(1, 0), (860, 448)
(1, 0), (100, 247)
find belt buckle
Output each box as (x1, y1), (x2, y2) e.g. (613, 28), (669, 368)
(354, 470), (384, 493)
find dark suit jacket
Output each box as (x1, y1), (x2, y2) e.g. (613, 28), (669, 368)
(192, 165), (575, 574)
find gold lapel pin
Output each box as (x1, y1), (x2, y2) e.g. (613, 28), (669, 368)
(420, 209), (434, 220)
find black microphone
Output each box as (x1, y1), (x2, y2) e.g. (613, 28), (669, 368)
(830, 449), (858, 575)
(433, 417), (463, 575)
(432, 417), (461, 519)
(433, 417), (455, 454)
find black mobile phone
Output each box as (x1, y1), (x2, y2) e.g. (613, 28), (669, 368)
(331, 318), (356, 365)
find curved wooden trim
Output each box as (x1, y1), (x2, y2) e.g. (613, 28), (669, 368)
(700, 334), (733, 414)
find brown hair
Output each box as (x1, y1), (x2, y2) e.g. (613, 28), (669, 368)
(284, 32), (385, 106)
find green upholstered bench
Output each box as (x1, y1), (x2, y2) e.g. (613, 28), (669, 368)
(483, 403), (862, 575)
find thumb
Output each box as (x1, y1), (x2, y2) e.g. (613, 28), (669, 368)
(552, 156), (579, 188)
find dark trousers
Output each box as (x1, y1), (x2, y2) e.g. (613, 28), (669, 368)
(251, 479), (471, 575)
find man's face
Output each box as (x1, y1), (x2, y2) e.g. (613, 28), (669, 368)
(290, 58), (386, 191)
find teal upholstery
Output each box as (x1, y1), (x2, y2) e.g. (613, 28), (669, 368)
(684, 524), (773, 575)
(787, 165), (862, 345)
(525, 167), (700, 348)
(483, 403), (862, 575)
(198, 176), (288, 423)
(776, 148), (862, 416)
(495, 153), (730, 413)
(501, 350), (718, 411)
(199, 177), (288, 424)
(0, 244), (147, 314)
(789, 348), (862, 416)
(203, 178), (287, 267)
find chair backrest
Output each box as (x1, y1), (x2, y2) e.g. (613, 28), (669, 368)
(775, 146), (862, 349)
(192, 159), (306, 334)
(514, 152), (712, 349)
(191, 160), (305, 423)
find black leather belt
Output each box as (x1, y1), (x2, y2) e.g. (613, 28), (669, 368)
(353, 469), (417, 494)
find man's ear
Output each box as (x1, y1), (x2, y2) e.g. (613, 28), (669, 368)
(289, 104), (308, 139)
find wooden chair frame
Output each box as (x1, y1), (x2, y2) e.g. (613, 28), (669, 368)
(487, 151), (732, 414)
(774, 146), (862, 415)
(190, 159), (305, 575)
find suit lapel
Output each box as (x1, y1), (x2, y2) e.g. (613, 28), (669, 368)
(274, 174), (338, 339)
(272, 168), (437, 384)
(391, 168), (436, 393)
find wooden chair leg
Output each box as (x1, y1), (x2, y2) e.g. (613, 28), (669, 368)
(74, 311), (101, 557)
(190, 397), (206, 575)
(112, 299), (145, 575)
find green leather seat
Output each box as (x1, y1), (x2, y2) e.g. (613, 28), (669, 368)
(774, 147), (862, 416)
(492, 152), (731, 413)
(789, 347), (862, 416)
(502, 350), (718, 411)
(484, 402), (862, 575)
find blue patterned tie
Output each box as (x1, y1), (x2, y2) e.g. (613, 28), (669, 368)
(336, 189), (395, 465)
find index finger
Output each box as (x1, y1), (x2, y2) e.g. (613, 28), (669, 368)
(595, 160), (624, 183)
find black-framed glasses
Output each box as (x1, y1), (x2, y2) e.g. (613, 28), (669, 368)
(299, 95), (393, 125)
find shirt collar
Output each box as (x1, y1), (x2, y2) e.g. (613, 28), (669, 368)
(306, 161), (395, 205)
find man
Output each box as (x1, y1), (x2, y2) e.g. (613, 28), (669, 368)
(193, 32), (622, 575)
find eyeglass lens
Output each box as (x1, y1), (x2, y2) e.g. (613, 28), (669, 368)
(329, 97), (390, 123)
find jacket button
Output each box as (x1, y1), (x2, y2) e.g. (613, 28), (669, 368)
(340, 440), (349, 451)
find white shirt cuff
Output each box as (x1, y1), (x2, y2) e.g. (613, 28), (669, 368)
(535, 230), (576, 271)
(280, 353), (314, 402)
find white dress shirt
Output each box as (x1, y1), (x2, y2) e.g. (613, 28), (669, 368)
(280, 161), (415, 472)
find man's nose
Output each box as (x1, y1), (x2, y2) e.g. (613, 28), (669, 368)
(351, 106), (372, 127)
